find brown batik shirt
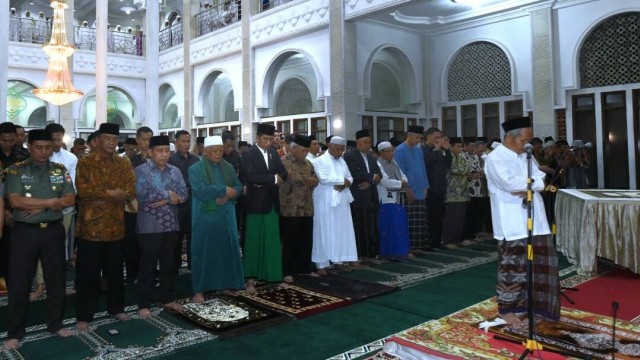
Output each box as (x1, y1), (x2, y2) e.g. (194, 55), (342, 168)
(279, 154), (317, 217)
(75, 152), (136, 241)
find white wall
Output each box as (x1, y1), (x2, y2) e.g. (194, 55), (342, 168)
(554, 0), (640, 107)
(254, 28), (330, 110)
(192, 52), (243, 119)
(427, 13), (532, 117)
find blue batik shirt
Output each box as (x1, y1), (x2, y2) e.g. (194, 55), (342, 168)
(135, 159), (188, 234)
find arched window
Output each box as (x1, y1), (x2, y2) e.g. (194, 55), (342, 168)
(201, 72), (237, 123)
(274, 78), (312, 116)
(365, 62), (402, 111)
(447, 41), (511, 101)
(6, 80), (47, 127)
(159, 84), (179, 129)
(82, 87), (136, 129)
(579, 12), (640, 88)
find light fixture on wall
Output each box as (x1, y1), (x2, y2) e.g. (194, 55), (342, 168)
(33, 0), (83, 106)
(120, 6), (136, 15)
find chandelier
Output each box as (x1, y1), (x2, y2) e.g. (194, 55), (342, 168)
(33, 0), (83, 106)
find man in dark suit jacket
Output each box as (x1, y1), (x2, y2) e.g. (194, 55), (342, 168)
(343, 129), (382, 263)
(239, 123), (288, 293)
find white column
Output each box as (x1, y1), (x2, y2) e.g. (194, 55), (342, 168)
(146, 0), (160, 133)
(0, 0), (9, 121)
(95, 0), (108, 128)
(530, 6), (555, 138)
(241, 0), (256, 141)
(60, 0), (75, 133)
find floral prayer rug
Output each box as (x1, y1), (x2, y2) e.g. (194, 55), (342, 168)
(293, 274), (398, 301)
(237, 284), (351, 318)
(173, 293), (291, 338)
(380, 297), (640, 360)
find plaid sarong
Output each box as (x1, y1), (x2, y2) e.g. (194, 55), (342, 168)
(401, 196), (428, 249)
(496, 235), (560, 319)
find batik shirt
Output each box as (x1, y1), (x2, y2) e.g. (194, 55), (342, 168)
(76, 152), (136, 241)
(461, 151), (486, 198)
(135, 160), (188, 234)
(279, 154), (317, 217)
(445, 152), (470, 203)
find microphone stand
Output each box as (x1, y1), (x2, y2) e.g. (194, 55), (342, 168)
(518, 149), (542, 360)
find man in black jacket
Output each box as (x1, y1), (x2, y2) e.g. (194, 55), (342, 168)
(239, 123), (288, 293)
(343, 129), (381, 263)
(422, 127), (452, 249)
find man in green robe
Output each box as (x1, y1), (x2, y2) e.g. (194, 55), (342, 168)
(189, 135), (244, 302)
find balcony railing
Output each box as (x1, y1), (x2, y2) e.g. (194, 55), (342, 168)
(74, 26), (144, 56)
(9, 16), (52, 44)
(195, 0), (241, 37)
(159, 22), (183, 51)
(259, 0), (295, 12)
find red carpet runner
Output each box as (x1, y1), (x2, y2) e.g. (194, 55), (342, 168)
(561, 268), (640, 321)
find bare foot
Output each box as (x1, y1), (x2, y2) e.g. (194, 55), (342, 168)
(461, 239), (476, 246)
(407, 253), (416, 258)
(163, 302), (184, 312)
(499, 312), (523, 325)
(283, 275), (293, 283)
(113, 312), (131, 321)
(221, 289), (238, 297)
(76, 321), (89, 331)
(138, 308), (152, 318)
(56, 328), (73, 337)
(65, 288), (76, 295)
(245, 279), (256, 294)
(350, 261), (363, 269)
(192, 293), (205, 303)
(316, 268), (328, 276)
(3, 339), (19, 350)
(279, 282), (291, 289)
(444, 244), (458, 249)
(29, 283), (45, 301)
(308, 272), (320, 277)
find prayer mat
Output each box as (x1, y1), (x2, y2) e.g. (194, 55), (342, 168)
(383, 298), (567, 359)
(237, 284), (351, 318)
(173, 294), (290, 338)
(293, 274), (398, 301)
(0, 308), (216, 360)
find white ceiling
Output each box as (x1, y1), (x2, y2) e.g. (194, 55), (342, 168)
(9, 0), (540, 33)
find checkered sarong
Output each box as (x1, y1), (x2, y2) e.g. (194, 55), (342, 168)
(401, 196), (428, 249)
(496, 235), (560, 319)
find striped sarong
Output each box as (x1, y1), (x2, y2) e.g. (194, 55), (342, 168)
(496, 235), (560, 319)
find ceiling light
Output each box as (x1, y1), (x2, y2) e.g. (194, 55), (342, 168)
(120, 6), (136, 14)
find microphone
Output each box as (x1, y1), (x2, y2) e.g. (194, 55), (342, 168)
(524, 143), (534, 154)
(611, 301), (619, 359)
(570, 142), (593, 151)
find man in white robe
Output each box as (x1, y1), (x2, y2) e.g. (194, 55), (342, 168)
(312, 136), (358, 275)
(485, 117), (559, 325)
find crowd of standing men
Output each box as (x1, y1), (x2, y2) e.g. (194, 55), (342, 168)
(0, 115), (587, 348)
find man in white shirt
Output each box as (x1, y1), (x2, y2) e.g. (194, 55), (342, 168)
(305, 135), (320, 162)
(484, 117), (559, 325)
(46, 124), (78, 262)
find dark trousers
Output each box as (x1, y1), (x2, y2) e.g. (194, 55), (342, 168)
(124, 212), (140, 280)
(281, 216), (313, 276)
(351, 206), (379, 258)
(0, 225), (12, 281)
(442, 202), (468, 245)
(426, 192), (445, 248)
(463, 197), (483, 239)
(176, 206), (192, 269)
(137, 232), (179, 309)
(75, 239), (125, 322)
(7, 221), (66, 339)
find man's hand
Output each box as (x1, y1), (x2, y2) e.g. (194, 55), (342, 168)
(107, 189), (128, 201)
(275, 174), (284, 186)
(4, 210), (14, 227)
(406, 189), (415, 204)
(305, 177), (319, 188)
(538, 165), (555, 174)
(49, 198), (64, 211)
(20, 208), (43, 219)
(226, 187), (238, 199)
(168, 191), (180, 205)
(373, 174), (381, 184)
(512, 191), (527, 198)
(358, 181), (371, 190)
(215, 197), (229, 206)
(344, 178), (351, 188)
(401, 180), (408, 188)
(441, 137), (451, 150)
(149, 199), (169, 208)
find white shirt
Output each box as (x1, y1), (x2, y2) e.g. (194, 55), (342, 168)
(484, 144), (550, 241)
(50, 148), (78, 215)
(305, 152), (317, 162)
(376, 159), (407, 204)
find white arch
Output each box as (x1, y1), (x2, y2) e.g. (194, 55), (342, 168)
(79, 85), (139, 129)
(7, 78), (51, 123)
(362, 44), (419, 104)
(195, 68), (236, 117)
(260, 49), (324, 109)
(572, 10), (640, 89)
(441, 39), (516, 102)
(272, 76), (314, 116)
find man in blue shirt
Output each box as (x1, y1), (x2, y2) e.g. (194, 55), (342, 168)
(393, 125), (431, 252)
(135, 135), (188, 317)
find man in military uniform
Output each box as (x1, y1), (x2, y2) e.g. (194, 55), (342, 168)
(3, 129), (75, 350)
